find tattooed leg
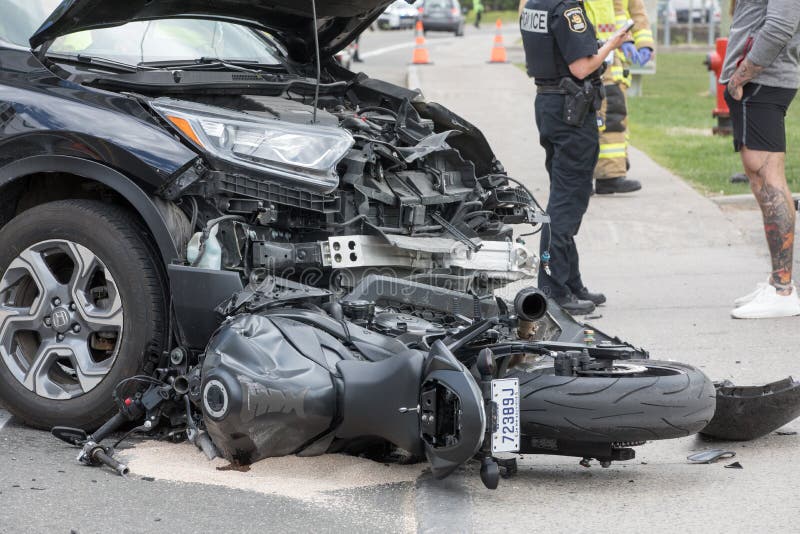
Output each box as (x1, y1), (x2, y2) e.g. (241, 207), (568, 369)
(741, 148), (796, 295)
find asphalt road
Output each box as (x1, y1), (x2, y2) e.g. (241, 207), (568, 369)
(2, 24), (800, 534)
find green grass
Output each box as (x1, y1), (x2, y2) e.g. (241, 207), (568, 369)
(464, 10), (520, 24)
(628, 51), (800, 195)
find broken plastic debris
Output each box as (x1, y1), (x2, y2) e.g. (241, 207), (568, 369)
(700, 377), (800, 441)
(686, 449), (736, 464)
(724, 461), (743, 469)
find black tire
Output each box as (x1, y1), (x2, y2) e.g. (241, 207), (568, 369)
(512, 360), (716, 443)
(0, 200), (167, 430)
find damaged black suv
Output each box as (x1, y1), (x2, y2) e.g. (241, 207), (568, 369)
(0, 0), (543, 429)
(0, 0), (721, 484)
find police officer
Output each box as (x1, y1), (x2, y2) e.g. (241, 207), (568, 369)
(520, 0), (629, 314)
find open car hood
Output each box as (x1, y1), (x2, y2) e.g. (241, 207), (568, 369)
(30, 0), (394, 62)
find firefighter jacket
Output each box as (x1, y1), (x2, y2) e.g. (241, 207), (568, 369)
(585, 0), (653, 85)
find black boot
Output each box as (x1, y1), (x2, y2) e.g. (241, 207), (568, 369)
(572, 287), (606, 305)
(595, 177), (642, 194)
(554, 294), (596, 315)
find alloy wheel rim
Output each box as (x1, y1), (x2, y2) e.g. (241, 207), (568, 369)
(0, 240), (124, 400)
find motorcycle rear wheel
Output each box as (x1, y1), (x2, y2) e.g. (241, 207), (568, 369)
(511, 360), (716, 443)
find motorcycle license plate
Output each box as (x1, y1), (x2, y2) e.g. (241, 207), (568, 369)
(491, 378), (520, 453)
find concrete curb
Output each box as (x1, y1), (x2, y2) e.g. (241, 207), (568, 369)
(709, 193), (758, 208)
(406, 64), (421, 93)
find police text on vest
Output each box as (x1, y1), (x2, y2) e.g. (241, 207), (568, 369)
(521, 9), (548, 33)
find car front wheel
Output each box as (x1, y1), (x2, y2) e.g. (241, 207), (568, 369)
(0, 200), (167, 430)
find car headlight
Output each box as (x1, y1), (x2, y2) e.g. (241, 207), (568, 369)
(151, 100), (354, 191)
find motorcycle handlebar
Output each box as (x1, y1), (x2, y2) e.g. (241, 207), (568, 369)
(91, 447), (129, 477)
(90, 412), (129, 443)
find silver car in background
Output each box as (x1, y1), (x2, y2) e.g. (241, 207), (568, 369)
(420, 0), (465, 36)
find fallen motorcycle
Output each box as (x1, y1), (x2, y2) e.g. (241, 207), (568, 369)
(54, 275), (717, 489)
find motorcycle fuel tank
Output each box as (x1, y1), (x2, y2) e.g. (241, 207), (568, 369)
(201, 315), (350, 464)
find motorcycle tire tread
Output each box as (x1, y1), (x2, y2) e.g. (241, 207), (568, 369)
(510, 360), (716, 443)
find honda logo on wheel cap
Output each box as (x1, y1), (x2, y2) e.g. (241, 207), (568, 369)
(52, 308), (70, 331)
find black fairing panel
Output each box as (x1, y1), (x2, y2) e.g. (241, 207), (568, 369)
(700, 378), (800, 441)
(202, 315), (349, 464)
(335, 350), (425, 456)
(420, 341), (485, 479)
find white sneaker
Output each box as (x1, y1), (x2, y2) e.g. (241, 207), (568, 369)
(731, 284), (800, 319)
(733, 278), (770, 307)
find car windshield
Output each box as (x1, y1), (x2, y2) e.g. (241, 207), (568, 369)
(48, 19), (282, 67)
(0, 0), (282, 67)
(0, 0), (61, 46)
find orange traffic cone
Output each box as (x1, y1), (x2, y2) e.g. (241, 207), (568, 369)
(412, 20), (431, 65)
(489, 19), (508, 63)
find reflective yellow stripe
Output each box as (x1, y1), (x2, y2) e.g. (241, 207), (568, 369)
(601, 143), (626, 150)
(634, 31), (654, 49)
(610, 64), (630, 85)
(599, 143), (626, 159)
(615, 16), (628, 29)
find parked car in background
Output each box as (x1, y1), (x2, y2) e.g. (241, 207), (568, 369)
(420, 0), (465, 36)
(377, 0), (420, 30)
(661, 0), (720, 24)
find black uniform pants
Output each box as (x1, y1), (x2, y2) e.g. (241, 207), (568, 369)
(534, 93), (599, 299)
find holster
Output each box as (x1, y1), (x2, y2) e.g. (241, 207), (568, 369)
(559, 78), (603, 127)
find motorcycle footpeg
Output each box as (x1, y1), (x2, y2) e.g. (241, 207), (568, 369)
(496, 457), (518, 477)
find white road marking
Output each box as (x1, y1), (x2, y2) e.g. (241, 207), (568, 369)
(0, 408), (10, 431)
(361, 32), (467, 59)
(360, 41), (418, 59)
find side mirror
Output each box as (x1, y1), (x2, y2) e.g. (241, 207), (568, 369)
(52, 426), (88, 446)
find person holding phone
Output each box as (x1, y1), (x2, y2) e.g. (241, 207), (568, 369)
(520, 0), (630, 314)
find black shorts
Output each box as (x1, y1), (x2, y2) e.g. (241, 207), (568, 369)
(725, 84), (797, 153)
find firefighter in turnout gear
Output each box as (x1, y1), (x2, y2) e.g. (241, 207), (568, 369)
(520, 0), (630, 314)
(584, 0), (654, 194)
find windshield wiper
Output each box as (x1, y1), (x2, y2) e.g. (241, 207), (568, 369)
(46, 53), (142, 73)
(139, 57), (277, 78)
